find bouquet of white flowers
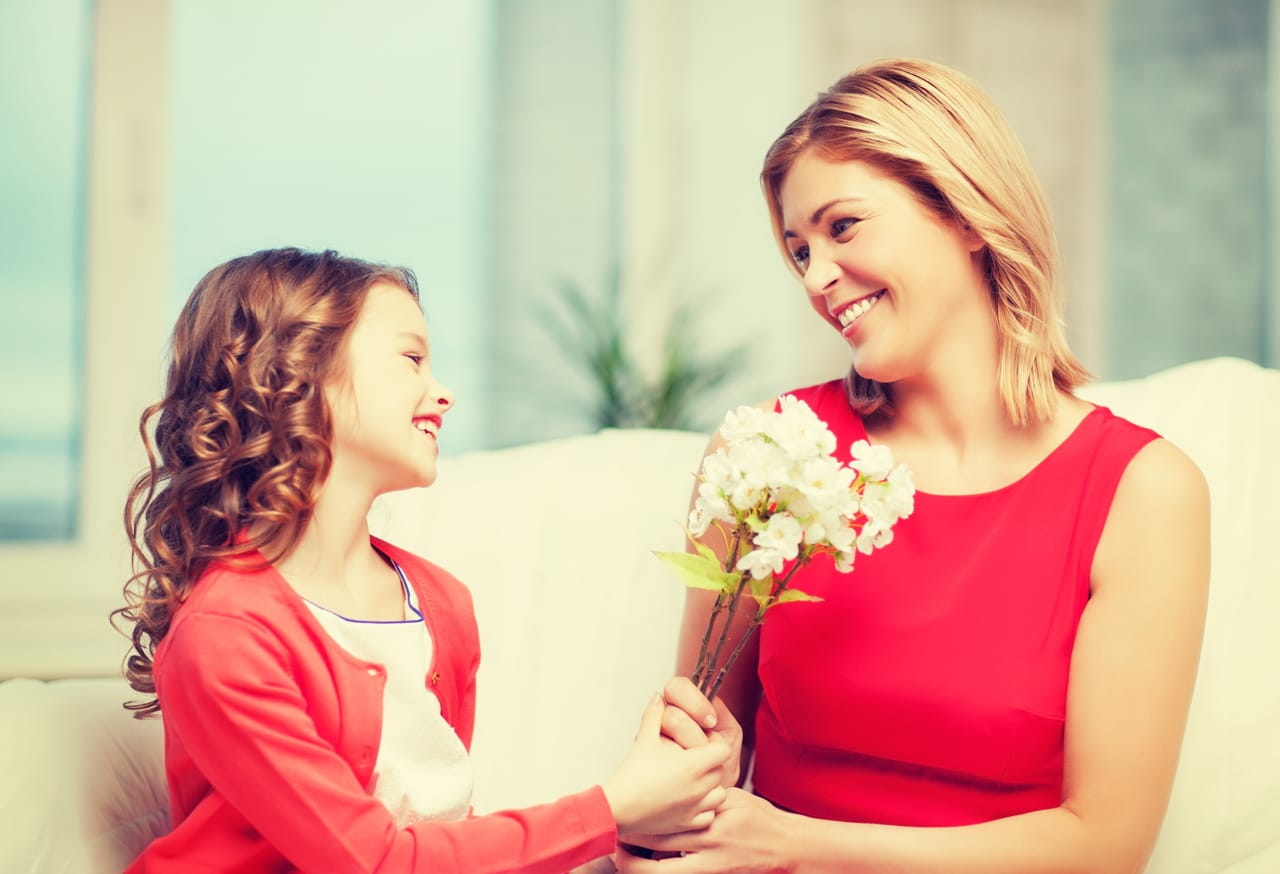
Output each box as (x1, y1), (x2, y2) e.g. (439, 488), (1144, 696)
(656, 396), (916, 700)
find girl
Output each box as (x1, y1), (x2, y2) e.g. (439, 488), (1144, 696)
(628, 58), (1210, 872)
(116, 248), (729, 873)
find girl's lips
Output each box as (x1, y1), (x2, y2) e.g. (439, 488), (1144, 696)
(413, 415), (441, 437)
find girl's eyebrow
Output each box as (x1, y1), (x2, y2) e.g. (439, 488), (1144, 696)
(395, 331), (430, 355)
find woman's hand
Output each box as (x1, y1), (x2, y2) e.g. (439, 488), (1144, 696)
(616, 788), (798, 874)
(603, 693), (732, 836)
(659, 677), (745, 789)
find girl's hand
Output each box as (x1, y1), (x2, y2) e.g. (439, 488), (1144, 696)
(603, 693), (732, 836)
(660, 677), (745, 789)
(615, 788), (798, 874)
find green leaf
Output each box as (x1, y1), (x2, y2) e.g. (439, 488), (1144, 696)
(690, 537), (719, 564)
(748, 574), (773, 608)
(653, 550), (738, 594)
(773, 588), (823, 605)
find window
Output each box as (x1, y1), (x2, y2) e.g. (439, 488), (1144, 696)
(0, 0), (91, 541)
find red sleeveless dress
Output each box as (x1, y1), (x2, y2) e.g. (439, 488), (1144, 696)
(750, 379), (1159, 826)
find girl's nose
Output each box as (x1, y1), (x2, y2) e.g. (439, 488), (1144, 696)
(433, 383), (455, 411)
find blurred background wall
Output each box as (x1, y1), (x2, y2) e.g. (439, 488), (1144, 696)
(1, 0), (1275, 675)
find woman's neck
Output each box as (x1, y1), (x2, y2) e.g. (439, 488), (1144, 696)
(864, 325), (1092, 494)
(878, 327), (1007, 443)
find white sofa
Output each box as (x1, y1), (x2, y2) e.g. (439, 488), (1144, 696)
(2, 356), (1278, 873)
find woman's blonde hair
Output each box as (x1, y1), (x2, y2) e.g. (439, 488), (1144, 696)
(761, 58), (1088, 425)
(112, 248), (419, 717)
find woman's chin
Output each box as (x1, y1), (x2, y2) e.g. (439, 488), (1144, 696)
(849, 354), (893, 384)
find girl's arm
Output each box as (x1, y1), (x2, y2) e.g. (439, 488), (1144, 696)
(156, 613), (728, 874)
(628, 438), (1211, 873)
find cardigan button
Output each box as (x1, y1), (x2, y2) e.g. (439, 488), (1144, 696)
(367, 666), (381, 677)
(430, 671), (440, 686)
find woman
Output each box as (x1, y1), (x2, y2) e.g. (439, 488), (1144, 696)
(626, 58), (1209, 873)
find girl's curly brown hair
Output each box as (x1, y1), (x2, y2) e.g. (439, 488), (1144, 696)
(111, 247), (419, 717)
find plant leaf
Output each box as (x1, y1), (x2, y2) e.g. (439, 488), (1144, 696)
(748, 574), (773, 608)
(690, 537), (719, 564)
(773, 588), (823, 605)
(654, 550), (738, 594)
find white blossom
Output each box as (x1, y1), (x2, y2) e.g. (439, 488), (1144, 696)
(794, 456), (857, 510)
(665, 396), (917, 700)
(737, 545), (786, 580)
(769, 395), (838, 458)
(848, 439), (896, 480)
(753, 512), (803, 562)
(856, 523), (895, 555)
(690, 397), (914, 587)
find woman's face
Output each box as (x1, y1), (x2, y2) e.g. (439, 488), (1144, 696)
(777, 150), (990, 386)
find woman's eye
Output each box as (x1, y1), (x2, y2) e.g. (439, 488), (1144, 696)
(790, 245), (810, 266)
(831, 217), (859, 236)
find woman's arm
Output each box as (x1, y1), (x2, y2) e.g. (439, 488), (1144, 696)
(627, 438), (1211, 873)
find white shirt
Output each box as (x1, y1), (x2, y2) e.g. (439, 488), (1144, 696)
(304, 561), (473, 825)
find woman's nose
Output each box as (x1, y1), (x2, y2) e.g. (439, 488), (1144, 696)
(801, 252), (840, 298)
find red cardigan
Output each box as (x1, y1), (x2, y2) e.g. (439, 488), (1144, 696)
(127, 536), (616, 873)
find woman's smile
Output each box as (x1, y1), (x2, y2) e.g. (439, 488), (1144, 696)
(835, 290), (886, 333)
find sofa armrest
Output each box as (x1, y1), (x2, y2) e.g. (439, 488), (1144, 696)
(0, 677), (168, 874)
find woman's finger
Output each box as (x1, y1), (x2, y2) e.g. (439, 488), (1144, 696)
(662, 676), (718, 729)
(661, 702), (710, 749)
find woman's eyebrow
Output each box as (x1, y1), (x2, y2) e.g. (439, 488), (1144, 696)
(784, 197), (868, 237)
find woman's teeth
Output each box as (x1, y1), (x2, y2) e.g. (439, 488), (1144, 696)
(838, 291), (884, 328)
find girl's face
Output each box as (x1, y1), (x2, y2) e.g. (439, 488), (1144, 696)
(777, 150), (990, 386)
(325, 283), (453, 496)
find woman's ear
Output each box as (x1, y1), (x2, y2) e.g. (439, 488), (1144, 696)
(961, 223), (985, 253)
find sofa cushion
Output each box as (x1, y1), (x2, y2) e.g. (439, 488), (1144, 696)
(1080, 357), (1280, 872)
(372, 427), (711, 814)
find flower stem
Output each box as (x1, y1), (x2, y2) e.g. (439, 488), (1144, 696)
(705, 616), (762, 701)
(698, 571), (749, 696)
(692, 524), (743, 689)
(702, 553), (811, 700)
(691, 590), (726, 690)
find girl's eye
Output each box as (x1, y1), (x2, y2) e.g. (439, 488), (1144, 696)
(790, 245), (810, 266)
(405, 353), (422, 366)
(831, 217), (859, 236)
